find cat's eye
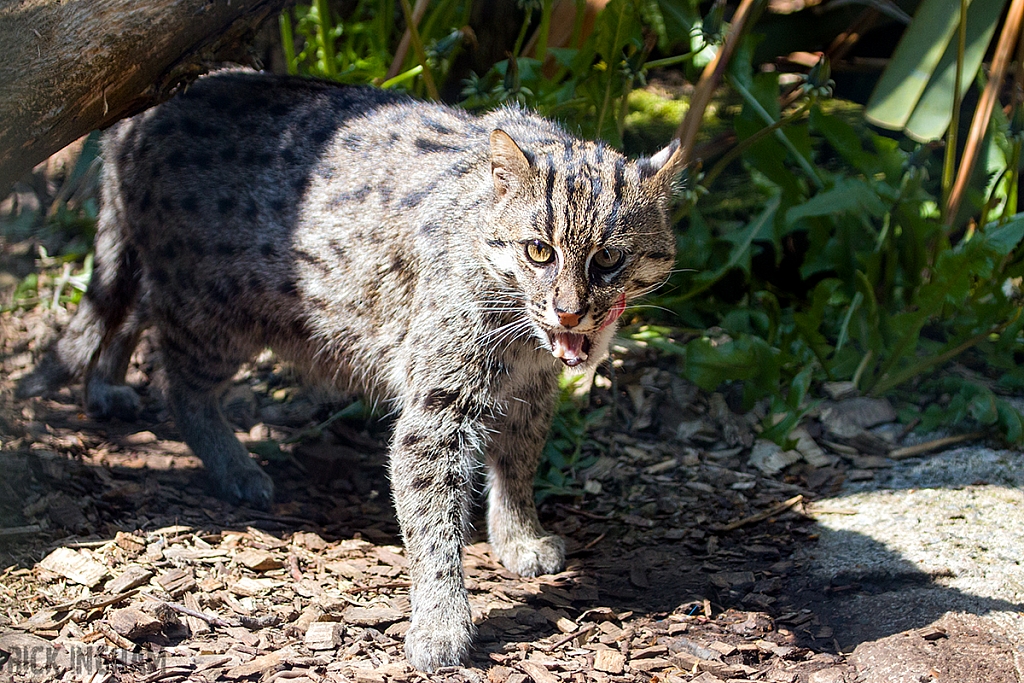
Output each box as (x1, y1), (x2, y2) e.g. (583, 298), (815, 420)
(525, 240), (555, 265)
(592, 247), (624, 271)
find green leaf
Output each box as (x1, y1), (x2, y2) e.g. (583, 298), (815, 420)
(981, 211), (1024, 256)
(868, 0), (1003, 135)
(997, 400), (1024, 444)
(786, 178), (888, 224)
(902, 0), (1006, 142)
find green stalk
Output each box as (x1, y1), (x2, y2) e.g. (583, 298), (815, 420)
(941, 0), (968, 219)
(596, 3), (629, 141)
(314, 0), (338, 79)
(382, 65), (423, 89)
(279, 11), (297, 75)
(701, 99), (813, 190)
(870, 316), (1018, 396)
(398, 0), (439, 99)
(1002, 140), (1021, 221)
(727, 75), (823, 188)
(536, 0), (554, 62)
(512, 7), (534, 59)
(643, 50), (702, 71)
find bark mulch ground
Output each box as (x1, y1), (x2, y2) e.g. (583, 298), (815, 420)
(0, 243), (978, 683)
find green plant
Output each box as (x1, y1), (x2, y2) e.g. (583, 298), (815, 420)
(639, 46), (1024, 444)
(534, 375), (605, 501)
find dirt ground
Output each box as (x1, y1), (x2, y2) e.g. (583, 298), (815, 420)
(2, 205), (1022, 682)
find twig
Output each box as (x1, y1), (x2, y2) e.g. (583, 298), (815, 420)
(888, 431), (986, 460)
(385, 0), (431, 80)
(345, 581), (411, 593)
(675, 0), (765, 168)
(944, 0), (1024, 226)
(582, 532), (606, 550)
(718, 494), (804, 532)
(138, 591), (231, 628)
(0, 525), (41, 538)
(97, 622), (136, 651)
(555, 504), (614, 521)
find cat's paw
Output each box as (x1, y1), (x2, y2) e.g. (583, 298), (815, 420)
(495, 534), (565, 577)
(86, 383), (142, 421)
(16, 356), (73, 398)
(404, 613), (474, 672)
(216, 458), (275, 511)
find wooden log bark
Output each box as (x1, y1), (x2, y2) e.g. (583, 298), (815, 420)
(0, 0), (290, 192)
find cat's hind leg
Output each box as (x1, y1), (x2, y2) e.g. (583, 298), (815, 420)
(161, 340), (274, 510)
(17, 187), (144, 421)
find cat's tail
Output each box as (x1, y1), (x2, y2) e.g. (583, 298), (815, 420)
(17, 126), (144, 408)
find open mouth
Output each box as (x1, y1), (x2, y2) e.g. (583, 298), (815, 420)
(548, 293), (627, 367)
(551, 333), (592, 367)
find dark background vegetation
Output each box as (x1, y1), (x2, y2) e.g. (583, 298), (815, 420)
(2, 0), (1024, 489)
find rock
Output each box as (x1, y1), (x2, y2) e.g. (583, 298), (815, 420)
(808, 667), (847, 683)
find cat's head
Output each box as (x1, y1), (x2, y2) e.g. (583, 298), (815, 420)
(483, 128), (679, 373)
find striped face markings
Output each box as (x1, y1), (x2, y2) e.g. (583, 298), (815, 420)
(486, 129), (679, 371)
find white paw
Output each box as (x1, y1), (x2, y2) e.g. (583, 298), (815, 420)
(495, 534), (565, 577)
(404, 614), (474, 672)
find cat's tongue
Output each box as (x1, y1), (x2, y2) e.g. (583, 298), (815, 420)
(552, 333), (588, 367)
(599, 293), (627, 331)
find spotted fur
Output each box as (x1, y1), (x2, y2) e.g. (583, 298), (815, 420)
(18, 70), (679, 671)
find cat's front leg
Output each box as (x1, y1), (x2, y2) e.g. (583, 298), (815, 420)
(484, 371), (565, 577)
(390, 386), (480, 672)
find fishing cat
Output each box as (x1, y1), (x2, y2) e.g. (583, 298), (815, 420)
(18, 70), (680, 671)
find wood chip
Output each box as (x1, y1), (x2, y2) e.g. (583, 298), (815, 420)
(182, 591), (212, 636)
(593, 649), (626, 673)
(519, 660), (559, 683)
(235, 548), (283, 571)
(629, 657), (672, 672)
(107, 565), (154, 595)
(108, 606), (162, 640)
(156, 568), (196, 597)
(342, 606), (404, 626)
(38, 547), (109, 587)
(224, 648), (289, 679)
(304, 621), (345, 650)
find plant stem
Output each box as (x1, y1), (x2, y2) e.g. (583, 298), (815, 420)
(941, 0), (967, 220)
(536, 0), (553, 63)
(381, 65), (423, 89)
(398, 0), (439, 100)
(870, 316), (1018, 396)
(313, 0), (338, 79)
(279, 11), (297, 76)
(702, 99), (812, 190)
(512, 7), (534, 59)
(727, 75), (823, 189)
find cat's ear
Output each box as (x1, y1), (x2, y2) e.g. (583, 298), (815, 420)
(490, 129), (532, 199)
(637, 138), (684, 193)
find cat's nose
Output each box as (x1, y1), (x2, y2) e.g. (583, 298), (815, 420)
(556, 308), (585, 328)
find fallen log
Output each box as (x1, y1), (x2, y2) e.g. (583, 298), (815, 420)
(0, 0), (290, 192)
